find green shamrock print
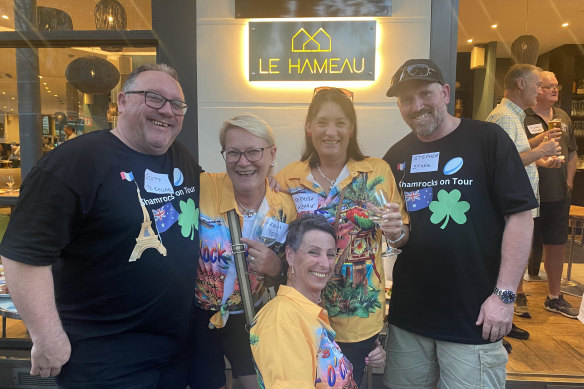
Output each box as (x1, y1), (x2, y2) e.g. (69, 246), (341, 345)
(429, 189), (470, 229)
(178, 198), (200, 240)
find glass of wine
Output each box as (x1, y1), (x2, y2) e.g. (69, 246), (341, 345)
(6, 176), (15, 193)
(368, 188), (401, 256)
(251, 212), (278, 248)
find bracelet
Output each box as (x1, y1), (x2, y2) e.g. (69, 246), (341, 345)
(387, 227), (405, 244)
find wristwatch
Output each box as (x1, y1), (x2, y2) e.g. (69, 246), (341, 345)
(493, 287), (516, 304)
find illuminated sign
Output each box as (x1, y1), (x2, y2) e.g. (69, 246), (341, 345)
(249, 21), (375, 81)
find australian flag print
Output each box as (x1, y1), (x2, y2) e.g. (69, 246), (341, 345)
(152, 202), (179, 233)
(404, 187), (433, 212)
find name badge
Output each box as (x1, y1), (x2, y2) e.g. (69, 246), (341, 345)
(527, 123), (544, 134)
(261, 218), (289, 244)
(410, 152), (440, 173)
(293, 192), (318, 213)
(144, 169), (174, 194)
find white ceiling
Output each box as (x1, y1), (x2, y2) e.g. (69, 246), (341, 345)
(457, 0), (584, 57)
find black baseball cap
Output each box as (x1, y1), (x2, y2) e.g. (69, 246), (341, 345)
(386, 59), (445, 97)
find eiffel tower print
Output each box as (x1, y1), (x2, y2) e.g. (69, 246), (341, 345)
(129, 183), (167, 262)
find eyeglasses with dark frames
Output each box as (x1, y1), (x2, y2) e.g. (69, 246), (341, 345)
(391, 64), (439, 85)
(313, 86), (354, 101)
(221, 146), (273, 163)
(125, 90), (188, 116)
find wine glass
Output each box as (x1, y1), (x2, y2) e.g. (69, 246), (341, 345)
(251, 212), (278, 247)
(6, 176), (15, 192)
(368, 188), (401, 256)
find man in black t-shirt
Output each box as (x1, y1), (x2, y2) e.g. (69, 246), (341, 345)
(523, 70), (579, 319)
(0, 64), (201, 388)
(381, 59), (537, 389)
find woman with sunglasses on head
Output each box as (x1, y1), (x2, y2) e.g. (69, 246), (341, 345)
(277, 87), (409, 386)
(188, 113), (297, 389)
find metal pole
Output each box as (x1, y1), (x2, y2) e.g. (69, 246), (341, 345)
(14, 0), (43, 180)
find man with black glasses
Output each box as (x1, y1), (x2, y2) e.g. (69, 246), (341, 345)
(0, 64), (201, 388)
(523, 70), (579, 319)
(382, 59), (537, 388)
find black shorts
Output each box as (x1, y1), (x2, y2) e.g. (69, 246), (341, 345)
(536, 198), (571, 245)
(187, 307), (256, 389)
(336, 334), (378, 387)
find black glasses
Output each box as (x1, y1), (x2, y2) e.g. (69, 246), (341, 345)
(221, 146), (273, 163)
(125, 90), (188, 116)
(313, 86), (354, 101)
(392, 64), (439, 85)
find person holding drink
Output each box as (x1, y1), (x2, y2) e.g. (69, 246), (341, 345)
(523, 70), (580, 318)
(188, 113), (297, 389)
(277, 87), (408, 386)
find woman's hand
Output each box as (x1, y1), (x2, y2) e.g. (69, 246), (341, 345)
(240, 237), (282, 278)
(378, 202), (404, 241)
(365, 339), (385, 368)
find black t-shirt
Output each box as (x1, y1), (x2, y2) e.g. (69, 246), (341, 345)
(524, 107), (578, 202)
(383, 118), (537, 344)
(0, 130), (201, 386)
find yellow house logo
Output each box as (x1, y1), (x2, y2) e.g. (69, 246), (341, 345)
(292, 28), (331, 53)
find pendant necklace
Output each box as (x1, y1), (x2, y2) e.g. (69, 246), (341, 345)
(317, 165), (338, 188)
(235, 195), (264, 217)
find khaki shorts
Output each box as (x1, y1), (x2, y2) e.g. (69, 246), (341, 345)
(383, 324), (507, 389)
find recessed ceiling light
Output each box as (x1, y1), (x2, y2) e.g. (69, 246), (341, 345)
(562, 22), (569, 27)
(491, 24), (498, 29)
(1, 15), (9, 20)
(1, 92), (5, 95)
(10, 97), (14, 100)
(54, 94), (58, 97)
(467, 39), (473, 43)
(43, 82), (47, 85)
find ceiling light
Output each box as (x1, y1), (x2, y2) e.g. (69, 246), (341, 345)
(54, 94), (58, 97)
(491, 24), (498, 29)
(38, 75), (43, 79)
(562, 22), (569, 27)
(1, 15), (8, 20)
(467, 39), (473, 43)
(1, 92), (5, 95)
(10, 97), (14, 100)
(43, 82), (47, 85)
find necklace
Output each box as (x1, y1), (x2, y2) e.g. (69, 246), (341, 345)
(235, 195), (264, 217)
(317, 165), (338, 188)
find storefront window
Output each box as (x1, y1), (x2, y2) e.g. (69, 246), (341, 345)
(0, 0), (152, 31)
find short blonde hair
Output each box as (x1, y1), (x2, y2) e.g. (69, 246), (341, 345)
(219, 113), (275, 150)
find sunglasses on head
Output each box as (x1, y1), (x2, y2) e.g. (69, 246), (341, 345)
(313, 86), (354, 101)
(391, 64), (439, 85)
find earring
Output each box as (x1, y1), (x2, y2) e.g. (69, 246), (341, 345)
(270, 162), (275, 167)
(307, 131), (312, 137)
(290, 266), (295, 275)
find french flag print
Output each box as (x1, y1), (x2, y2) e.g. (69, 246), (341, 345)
(120, 171), (134, 181)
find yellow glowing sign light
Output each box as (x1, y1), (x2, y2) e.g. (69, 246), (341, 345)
(249, 21), (375, 82)
(292, 28), (331, 53)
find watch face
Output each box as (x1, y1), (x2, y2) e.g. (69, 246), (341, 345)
(500, 290), (515, 304)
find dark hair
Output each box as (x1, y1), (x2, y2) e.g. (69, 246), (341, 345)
(122, 63), (179, 92)
(301, 88), (367, 168)
(285, 214), (336, 251)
